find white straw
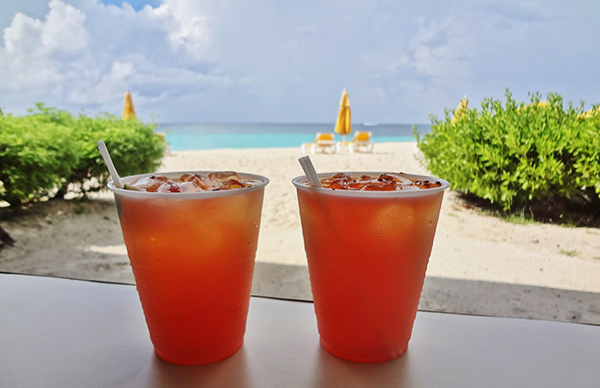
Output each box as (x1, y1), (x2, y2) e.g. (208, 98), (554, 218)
(97, 140), (123, 188)
(298, 155), (322, 187)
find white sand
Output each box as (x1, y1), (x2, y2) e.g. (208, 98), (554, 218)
(157, 143), (600, 292)
(1, 142), (599, 322)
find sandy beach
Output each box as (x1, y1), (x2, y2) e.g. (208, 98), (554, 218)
(1, 142), (599, 323)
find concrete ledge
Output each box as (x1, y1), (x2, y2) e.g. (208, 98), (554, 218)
(252, 262), (312, 301)
(421, 276), (600, 325)
(252, 262), (600, 325)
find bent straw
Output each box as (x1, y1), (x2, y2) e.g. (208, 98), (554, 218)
(298, 155), (322, 187)
(97, 140), (123, 188)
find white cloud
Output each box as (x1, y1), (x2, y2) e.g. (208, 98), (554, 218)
(0, 0), (224, 117)
(1, 2), (88, 93)
(0, 0), (598, 123)
(90, 61), (135, 102)
(1, 0), (88, 92)
(42, 0), (88, 53)
(409, 17), (472, 81)
(3, 13), (43, 55)
(152, 3), (210, 59)
(352, 13), (475, 122)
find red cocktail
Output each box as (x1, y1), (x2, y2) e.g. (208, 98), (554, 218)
(109, 171), (269, 364)
(293, 172), (448, 362)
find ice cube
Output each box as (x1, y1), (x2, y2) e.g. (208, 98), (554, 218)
(156, 182), (182, 193)
(319, 173), (351, 187)
(130, 177), (164, 192)
(178, 173), (194, 182)
(216, 179), (247, 190)
(412, 180), (442, 189)
(191, 174), (215, 190)
(332, 173), (352, 180)
(378, 173), (423, 190)
(329, 178), (350, 190)
(362, 180), (397, 191)
(179, 181), (204, 192)
(208, 171), (242, 181)
(348, 181), (369, 190)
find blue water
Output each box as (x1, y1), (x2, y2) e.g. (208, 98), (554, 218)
(156, 123), (431, 151)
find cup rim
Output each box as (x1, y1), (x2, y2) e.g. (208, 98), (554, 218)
(292, 171), (449, 197)
(108, 171), (269, 199)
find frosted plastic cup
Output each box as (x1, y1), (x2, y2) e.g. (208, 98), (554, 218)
(293, 172), (449, 363)
(108, 171), (269, 365)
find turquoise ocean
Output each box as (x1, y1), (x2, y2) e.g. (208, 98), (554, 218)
(156, 123), (431, 151)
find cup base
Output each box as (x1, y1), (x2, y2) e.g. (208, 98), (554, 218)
(319, 337), (407, 363)
(153, 340), (244, 365)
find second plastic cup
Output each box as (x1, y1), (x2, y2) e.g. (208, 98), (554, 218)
(109, 171), (269, 365)
(293, 172), (448, 363)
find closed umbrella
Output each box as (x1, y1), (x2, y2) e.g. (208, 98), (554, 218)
(452, 96), (468, 124)
(582, 106), (599, 119)
(334, 88), (352, 142)
(122, 90), (136, 120)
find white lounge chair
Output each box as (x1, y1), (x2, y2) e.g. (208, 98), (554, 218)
(338, 131), (374, 153)
(301, 132), (336, 154)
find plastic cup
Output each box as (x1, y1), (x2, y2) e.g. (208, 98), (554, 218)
(293, 172), (449, 363)
(108, 171), (269, 365)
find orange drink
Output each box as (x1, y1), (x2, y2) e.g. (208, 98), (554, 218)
(293, 172), (448, 362)
(109, 171), (268, 365)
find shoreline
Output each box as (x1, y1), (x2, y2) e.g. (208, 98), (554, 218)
(157, 122), (430, 152)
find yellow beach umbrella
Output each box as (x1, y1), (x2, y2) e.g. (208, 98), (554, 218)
(334, 88), (352, 142)
(452, 96), (468, 124)
(536, 100), (549, 108)
(122, 90), (136, 120)
(517, 100), (550, 115)
(578, 106), (599, 119)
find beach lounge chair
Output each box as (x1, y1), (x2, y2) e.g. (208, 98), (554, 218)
(337, 131), (374, 153)
(350, 131), (374, 153)
(301, 132), (336, 154)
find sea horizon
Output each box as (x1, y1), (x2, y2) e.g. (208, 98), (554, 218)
(155, 121), (431, 125)
(156, 122), (431, 151)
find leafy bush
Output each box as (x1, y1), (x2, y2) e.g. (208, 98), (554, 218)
(64, 110), (166, 196)
(0, 111), (79, 206)
(0, 103), (166, 206)
(416, 90), (600, 211)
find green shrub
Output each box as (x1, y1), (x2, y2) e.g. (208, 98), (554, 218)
(0, 103), (166, 206)
(66, 111), (166, 195)
(0, 113), (79, 206)
(416, 90), (600, 211)
(566, 114), (600, 200)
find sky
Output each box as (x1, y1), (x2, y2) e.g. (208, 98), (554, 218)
(0, 0), (599, 124)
